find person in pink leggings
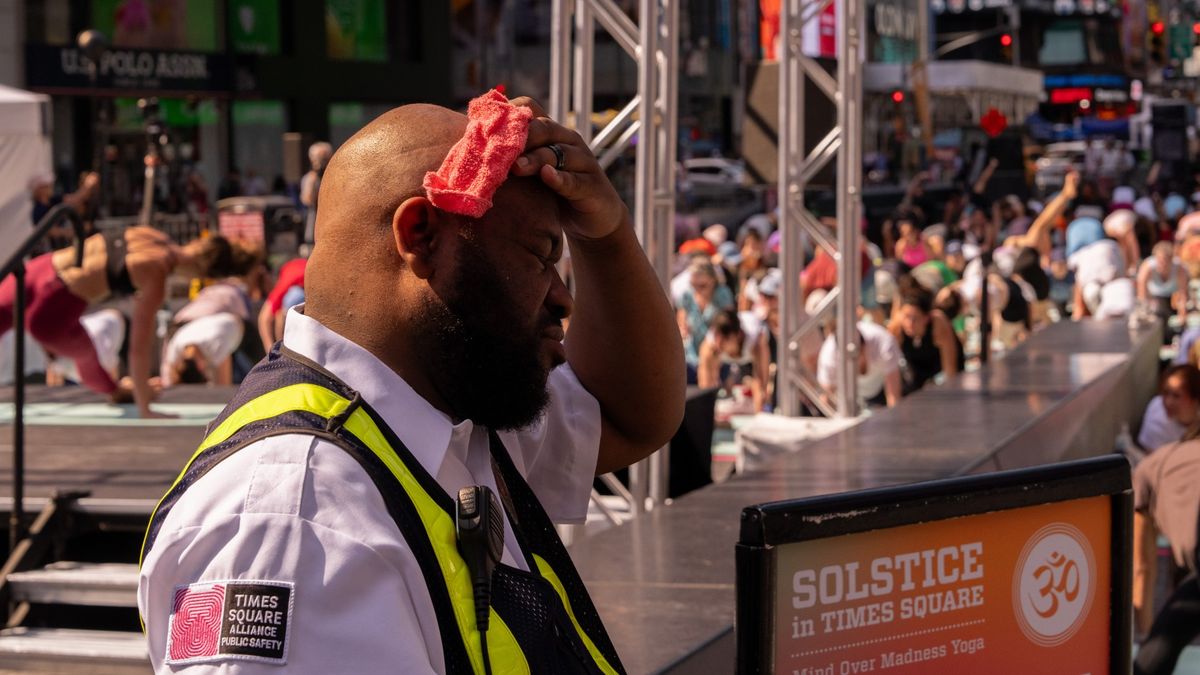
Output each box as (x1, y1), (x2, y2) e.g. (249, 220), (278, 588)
(0, 227), (250, 417)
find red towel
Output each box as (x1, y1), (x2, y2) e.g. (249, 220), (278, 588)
(423, 89), (533, 218)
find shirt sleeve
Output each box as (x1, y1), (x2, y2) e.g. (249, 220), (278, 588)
(500, 364), (602, 525)
(816, 336), (836, 389)
(139, 437), (440, 674)
(266, 261), (306, 315)
(875, 330), (902, 374)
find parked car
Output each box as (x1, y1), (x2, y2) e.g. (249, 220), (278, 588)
(1034, 141), (1087, 195)
(681, 157), (750, 188)
(679, 157), (753, 210)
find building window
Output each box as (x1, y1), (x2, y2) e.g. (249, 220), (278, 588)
(1038, 20), (1087, 66)
(325, 0), (388, 62)
(92, 0), (221, 51)
(25, 0), (71, 45)
(233, 101), (287, 194)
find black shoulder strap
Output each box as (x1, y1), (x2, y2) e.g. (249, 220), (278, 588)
(488, 432), (625, 673)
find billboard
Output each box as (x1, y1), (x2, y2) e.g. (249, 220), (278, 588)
(758, 0), (836, 61)
(326, 0), (388, 62)
(737, 455), (1132, 673)
(92, 0), (219, 52)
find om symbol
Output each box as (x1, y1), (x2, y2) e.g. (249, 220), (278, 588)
(1028, 550), (1080, 619)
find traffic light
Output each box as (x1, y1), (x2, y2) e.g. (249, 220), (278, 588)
(1000, 33), (1012, 63)
(1150, 21), (1167, 64)
(891, 90), (905, 104)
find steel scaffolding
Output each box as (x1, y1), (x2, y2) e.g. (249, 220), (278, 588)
(550, 0), (678, 512)
(777, 0), (864, 418)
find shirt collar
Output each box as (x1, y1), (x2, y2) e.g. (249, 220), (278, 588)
(281, 305), (466, 477)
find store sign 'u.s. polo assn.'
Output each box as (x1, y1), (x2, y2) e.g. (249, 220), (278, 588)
(25, 44), (232, 93)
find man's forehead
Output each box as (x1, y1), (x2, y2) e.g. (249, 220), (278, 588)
(487, 177), (563, 239)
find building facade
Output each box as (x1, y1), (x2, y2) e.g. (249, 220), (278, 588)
(20, 0), (450, 217)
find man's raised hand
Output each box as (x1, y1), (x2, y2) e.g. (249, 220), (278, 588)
(507, 97), (628, 241)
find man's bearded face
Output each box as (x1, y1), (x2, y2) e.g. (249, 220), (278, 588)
(416, 233), (560, 431)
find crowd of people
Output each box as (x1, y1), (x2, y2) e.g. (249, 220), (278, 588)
(664, 148), (1200, 673)
(670, 157), (1200, 421)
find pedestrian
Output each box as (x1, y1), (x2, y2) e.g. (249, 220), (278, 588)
(139, 92), (684, 672)
(1138, 365), (1200, 453)
(300, 141), (333, 245)
(1132, 420), (1200, 674)
(256, 256), (307, 352)
(29, 171), (99, 252)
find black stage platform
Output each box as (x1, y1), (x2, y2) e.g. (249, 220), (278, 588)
(568, 320), (1161, 674)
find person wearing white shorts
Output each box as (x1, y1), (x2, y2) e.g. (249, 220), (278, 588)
(161, 313), (244, 387)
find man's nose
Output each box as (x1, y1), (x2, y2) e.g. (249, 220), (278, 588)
(547, 267), (573, 321)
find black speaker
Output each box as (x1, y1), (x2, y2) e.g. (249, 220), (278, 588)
(1153, 126), (1188, 162)
(1151, 103), (1189, 128)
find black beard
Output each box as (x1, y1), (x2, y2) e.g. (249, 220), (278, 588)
(414, 238), (554, 431)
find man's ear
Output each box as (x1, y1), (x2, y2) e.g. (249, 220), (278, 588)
(392, 197), (444, 279)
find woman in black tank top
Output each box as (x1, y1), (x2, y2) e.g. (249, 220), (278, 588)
(889, 286), (964, 395)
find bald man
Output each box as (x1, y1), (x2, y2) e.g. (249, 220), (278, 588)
(138, 99), (684, 674)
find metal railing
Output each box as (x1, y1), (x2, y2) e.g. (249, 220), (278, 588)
(94, 213), (210, 245)
(0, 204), (88, 554)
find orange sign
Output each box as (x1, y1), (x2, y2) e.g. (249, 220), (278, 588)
(772, 496), (1111, 674)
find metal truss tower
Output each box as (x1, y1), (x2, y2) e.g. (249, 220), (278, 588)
(549, 0), (678, 511)
(777, 0), (864, 419)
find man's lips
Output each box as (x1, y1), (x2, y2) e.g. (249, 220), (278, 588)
(542, 325), (565, 343)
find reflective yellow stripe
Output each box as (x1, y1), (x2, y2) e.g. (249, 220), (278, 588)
(140, 384), (351, 566)
(141, 383), (529, 675)
(341, 407), (529, 675)
(532, 554), (619, 675)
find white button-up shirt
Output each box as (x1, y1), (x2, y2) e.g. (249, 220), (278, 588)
(138, 307), (602, 673)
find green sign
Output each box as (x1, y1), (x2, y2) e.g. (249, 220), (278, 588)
(233, 100), (286, 126)
(230, 0), (281, 55)
(92, 0), (219, 51)
(113, 98), (219, 131)
(1169, 22), (1194, 62)
(325, 0), (388, 62)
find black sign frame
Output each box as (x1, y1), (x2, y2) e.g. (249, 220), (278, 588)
(736, 454), (1133, 674)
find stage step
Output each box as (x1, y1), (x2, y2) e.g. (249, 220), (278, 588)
(8, 562), (138, 608)
(0, 628), (146, 674)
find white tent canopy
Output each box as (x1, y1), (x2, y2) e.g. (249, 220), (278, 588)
(0, 84), (52, 266)
(0, 84), (52, 379)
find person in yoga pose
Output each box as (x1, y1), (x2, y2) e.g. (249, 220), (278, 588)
(0, 227), (247, 417)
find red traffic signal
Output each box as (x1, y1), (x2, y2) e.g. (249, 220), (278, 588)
(891, 90), (905, 104)
(1193, 22), (1200, 35)
(1152, 21), (1165, 35)
(1000, 33), (1013, 47)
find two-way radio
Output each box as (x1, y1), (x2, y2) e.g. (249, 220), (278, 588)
(455, 485), (505, 675)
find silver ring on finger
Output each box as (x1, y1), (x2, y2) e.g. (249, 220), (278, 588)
(547, 143), (566, 171)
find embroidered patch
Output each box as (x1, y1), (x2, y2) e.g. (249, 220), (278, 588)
(166, 580), (293, 665)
